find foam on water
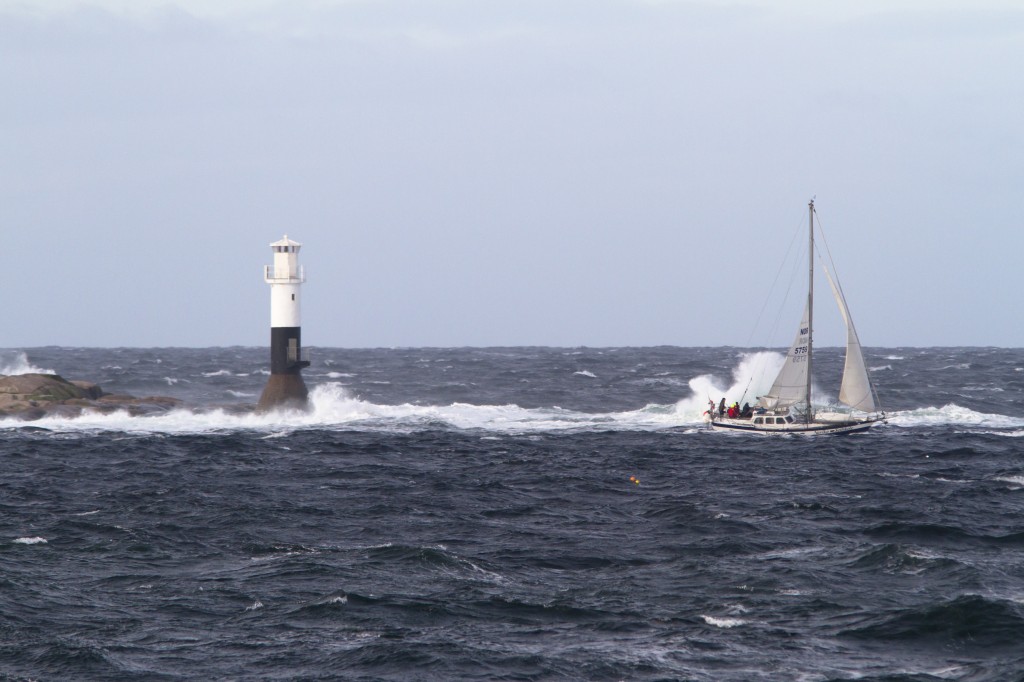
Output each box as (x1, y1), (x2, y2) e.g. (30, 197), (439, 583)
(702, 615), (746, 628)
(306, 382), (688, 433)
(888, 404), (1024, 429)
(5, 350), (1021, 435)
(10, 383), (686, 435)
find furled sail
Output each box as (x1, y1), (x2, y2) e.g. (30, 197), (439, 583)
(759, 301), (810, 411)
(823, 264), (876, 412)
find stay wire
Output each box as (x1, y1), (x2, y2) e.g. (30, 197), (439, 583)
(813, 209), (885, 414)
(745, 209), (806, 349)
(739, 208), (807, 405)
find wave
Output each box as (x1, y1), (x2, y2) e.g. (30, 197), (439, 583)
(848, 543), (965, 575)
(841, 594), (1024, 648)
(13, 536), (47, 544)
(201, 370), (234, 377)
(2, 382), (689, 435)
(995, 475), (1024, 489)
(364, 543), (509, 585)
(0, 351), (54, 376)
(887, 404), (1024, 429)
(701, 615), (746, 628)
(865, 522), (1024, 547)
(671, 351), (786, 421)
(4, 348), (1023, 434)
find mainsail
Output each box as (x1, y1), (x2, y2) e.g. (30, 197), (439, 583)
(758, 301), (810, 411)
(823, 264), (876, 412)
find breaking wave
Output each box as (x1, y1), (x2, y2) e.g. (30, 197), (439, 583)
(2, 350), (1021, 435)
(0, 351), (55, 376)
(4, 383), (686, 435)
(888, 404), (1024, 429)
(672, 351), (785, 421)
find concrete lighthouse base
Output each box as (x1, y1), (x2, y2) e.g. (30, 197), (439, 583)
(257, 374), (310, 413)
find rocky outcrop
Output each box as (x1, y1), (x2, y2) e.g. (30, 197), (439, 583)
(0, 373), (181, 421)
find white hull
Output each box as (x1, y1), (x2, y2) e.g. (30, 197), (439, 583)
(708, 416), (884, 435)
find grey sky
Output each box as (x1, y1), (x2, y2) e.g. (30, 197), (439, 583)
(2, 0), (1021, 347)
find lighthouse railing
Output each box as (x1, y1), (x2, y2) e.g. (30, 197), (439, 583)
(264, 265), (306, 282)
(288, 346), (311, 365)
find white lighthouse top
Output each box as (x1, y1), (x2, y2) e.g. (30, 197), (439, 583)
(265, 234), (305, 284)
(270, 234), (302, 252)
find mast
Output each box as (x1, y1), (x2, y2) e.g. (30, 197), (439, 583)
(806, 199), (814, 423)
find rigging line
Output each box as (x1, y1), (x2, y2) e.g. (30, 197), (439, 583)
(745, 209), (805, 348)
(771, 227), (806, 346)
(745, 211), (805, 409)
(812, 210), (854, 341)
(814, 210), (849, 303)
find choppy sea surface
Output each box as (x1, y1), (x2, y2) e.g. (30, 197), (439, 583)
(1, 346), (1023, 681)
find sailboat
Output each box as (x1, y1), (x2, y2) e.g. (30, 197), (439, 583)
(709, 200), (885, 435)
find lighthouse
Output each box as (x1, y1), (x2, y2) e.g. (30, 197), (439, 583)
(257, 235), (311, 412)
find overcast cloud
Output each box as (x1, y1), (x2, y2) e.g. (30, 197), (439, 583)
(2, 0), (1021, 347)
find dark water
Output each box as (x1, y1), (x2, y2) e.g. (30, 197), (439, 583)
(1, 346), (1023, 681)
